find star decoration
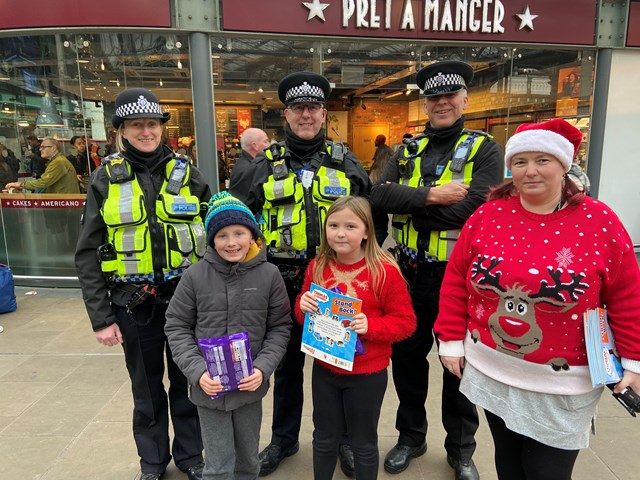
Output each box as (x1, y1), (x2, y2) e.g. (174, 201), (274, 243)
(302, 0), (330, 22)
(555, 247), (575, 269)
(516, 5), (538, 31)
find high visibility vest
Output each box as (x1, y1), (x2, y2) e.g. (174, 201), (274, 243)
(261, 143), (351, 255)
(99, 154), (207, 283)
(392, 131), (487, 261)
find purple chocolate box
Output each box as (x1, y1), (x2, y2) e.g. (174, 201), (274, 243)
(198, 332), (253, 399)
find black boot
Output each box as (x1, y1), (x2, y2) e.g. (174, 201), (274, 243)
(447, 455), (480, 480)
(338, 444), (355, 478)
(258, 442), (300, 476)
(383, 442), (427, 474)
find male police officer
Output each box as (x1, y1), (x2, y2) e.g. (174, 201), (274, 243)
(371, 61), (504, 480)
(230, 72), (374, 477)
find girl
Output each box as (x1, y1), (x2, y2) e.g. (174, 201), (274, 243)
(296, 196), (416, 480)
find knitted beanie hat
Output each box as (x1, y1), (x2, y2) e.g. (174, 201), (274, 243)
(204, 192), (262, 246)
(505, 118), (583, 172)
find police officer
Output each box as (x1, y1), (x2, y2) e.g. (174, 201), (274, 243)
(75, 88), (210, 480)
(229, 72), (378, 478)
(371, 61), (504, 480)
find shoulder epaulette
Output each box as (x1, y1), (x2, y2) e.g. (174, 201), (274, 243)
(463, 128), (491, 138)
(265, 143), (286, 162)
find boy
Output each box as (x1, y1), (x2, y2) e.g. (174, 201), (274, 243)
(165, 191), (291, 479)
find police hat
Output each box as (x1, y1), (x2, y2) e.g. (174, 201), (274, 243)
(278, 72), (331, 105)
(416, 61), (474, 97)
(111, 88), (171, 129)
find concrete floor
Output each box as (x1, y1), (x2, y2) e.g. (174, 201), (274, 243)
(0, 286), (638, 480)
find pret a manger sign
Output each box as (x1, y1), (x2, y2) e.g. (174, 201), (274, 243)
(221, 0), (597, 45)
(341, 0), (505, 33)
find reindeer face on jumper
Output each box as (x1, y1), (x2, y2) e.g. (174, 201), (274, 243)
(470, 255), (588, 369)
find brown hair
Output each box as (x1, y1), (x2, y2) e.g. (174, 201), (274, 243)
(488, 175), (585, 206)
(312, 196), (402, 299)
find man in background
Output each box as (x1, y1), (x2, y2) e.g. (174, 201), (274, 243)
(229, 127), (270, 204)
(6, 138), (79, 194)
(70, 135), (99, 177)
(24, 135), (45, 179)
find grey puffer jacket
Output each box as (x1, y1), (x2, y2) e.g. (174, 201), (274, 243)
(165, 241), (291, 411)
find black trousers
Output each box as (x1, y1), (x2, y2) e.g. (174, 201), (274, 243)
(390, 259), (479, 461)
(485, 411), (579, 480)
(311, 364), (387, 480)
(115, 303), (203, 474)
(269, 261), (308, 449)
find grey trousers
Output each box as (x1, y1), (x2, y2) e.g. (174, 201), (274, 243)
(198, 401), (262, 480)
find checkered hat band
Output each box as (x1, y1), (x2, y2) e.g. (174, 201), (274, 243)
(115, 99), (164, 118)
(285, 83), (325, 103)
(423, 73), (466, 92)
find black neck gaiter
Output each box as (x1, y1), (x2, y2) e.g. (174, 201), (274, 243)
(424, 116), (466, 142)
(284, 124), (326, 161)
(123, 140), (168, 172)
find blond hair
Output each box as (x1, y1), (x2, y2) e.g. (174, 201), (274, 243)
(312, 196), (402, 298)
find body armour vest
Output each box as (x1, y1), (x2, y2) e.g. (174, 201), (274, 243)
(99, 154), (207, 283)
(261, 143), (351, 257)
(392, 130), (487, 262)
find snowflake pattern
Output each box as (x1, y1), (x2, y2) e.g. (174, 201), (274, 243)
(475, 303), (485, 320)
(555, 247), (575, 268)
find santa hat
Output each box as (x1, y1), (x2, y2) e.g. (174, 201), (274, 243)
(505, 119), (583, 172)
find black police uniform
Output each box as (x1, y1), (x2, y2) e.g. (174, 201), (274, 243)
(370, 61), (504, 469)
(228, 72), (379, 463)
(75, 143), (210, 475)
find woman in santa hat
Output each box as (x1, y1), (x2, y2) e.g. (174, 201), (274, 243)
(434, 118), (640, 480)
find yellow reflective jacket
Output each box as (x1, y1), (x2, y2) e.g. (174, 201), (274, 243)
(392, 131), (488, 261)
(261, 143), (351, 255)
(99, 154), (206, 282)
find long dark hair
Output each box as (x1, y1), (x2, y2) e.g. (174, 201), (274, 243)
(488, 174), (585, 206)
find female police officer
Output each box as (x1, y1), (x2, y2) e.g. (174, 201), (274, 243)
(75, 88), (210, 480)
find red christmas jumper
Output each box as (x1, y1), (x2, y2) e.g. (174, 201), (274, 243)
(435, 195), (640, 395)
(295, 257), (416, 376)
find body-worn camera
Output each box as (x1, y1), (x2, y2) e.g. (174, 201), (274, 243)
(271, 159), (289, 180)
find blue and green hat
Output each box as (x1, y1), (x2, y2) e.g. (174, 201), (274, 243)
(204, 191), (261, 245)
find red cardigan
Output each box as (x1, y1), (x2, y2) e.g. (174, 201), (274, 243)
(295, 257), (416, 375)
